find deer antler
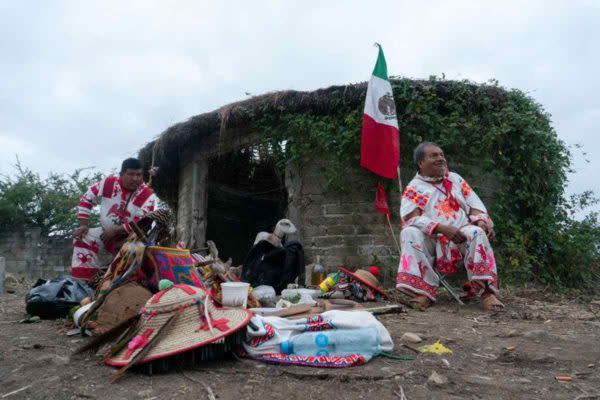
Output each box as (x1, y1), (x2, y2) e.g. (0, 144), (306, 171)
(207, 240), (219, 260)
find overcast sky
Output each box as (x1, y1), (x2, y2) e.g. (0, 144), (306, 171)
(1, 1), (598, 213)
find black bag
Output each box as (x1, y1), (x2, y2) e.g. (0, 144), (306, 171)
(25, 275), (94, 319)
(242, 240), (304, 294)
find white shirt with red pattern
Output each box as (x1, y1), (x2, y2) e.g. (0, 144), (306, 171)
(77, 175), (156, 234)
(400, 172), (491, 234)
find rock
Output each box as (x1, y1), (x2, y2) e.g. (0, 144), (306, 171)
(523, 330), (551, 340)
(427, 371), (448, 386)
(4, 275), (21, 291)
(513, 377), (532, 384)
(441, 358), (451, 368)
(532, 354), (556, 364)
(464, 375), (494, 386)
(401, 332), (423, 343)
(137, 389), (154, 398)
(36, 354), (69, 366)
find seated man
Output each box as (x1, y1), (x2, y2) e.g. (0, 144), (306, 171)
(70, 158), (156, 282)
(396, 142), (504, 311)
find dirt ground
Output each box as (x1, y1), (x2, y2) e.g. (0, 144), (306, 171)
(1, 287), (599, 400)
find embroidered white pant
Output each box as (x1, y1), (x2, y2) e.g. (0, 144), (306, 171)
(396, 225), (499, 301)
(71, 227), (113, 281)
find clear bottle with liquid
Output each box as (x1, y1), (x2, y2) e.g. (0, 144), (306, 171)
(310, 256), (325, 286)
(280, 327), (379, 357)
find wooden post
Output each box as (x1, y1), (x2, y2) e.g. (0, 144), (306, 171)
(190, 158), (208, 249)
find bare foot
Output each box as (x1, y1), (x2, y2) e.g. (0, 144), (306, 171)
(409, 295), (432, 311)
(481, 292), (505, 311)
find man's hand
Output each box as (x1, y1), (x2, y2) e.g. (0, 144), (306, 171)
(476, 220), (496, 241)
(435, 224), (467, 244)
(73, 225), (89, 240)
(100, 225), (126, 242)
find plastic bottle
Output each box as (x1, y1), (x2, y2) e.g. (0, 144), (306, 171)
(319, 272), (339, 294)
(280, 327), (379, 357)
(310, 256), (325, 286)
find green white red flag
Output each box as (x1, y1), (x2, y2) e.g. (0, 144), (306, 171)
(360, 44), (399, 179)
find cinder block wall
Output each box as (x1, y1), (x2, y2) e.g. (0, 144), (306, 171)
(286, 162), (403, 288)
(0, 228), (73, 279)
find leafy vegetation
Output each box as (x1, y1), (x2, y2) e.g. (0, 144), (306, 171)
(0, 160), (103, 237)
(3, 77), (599, 289)
(250, 77), (599, 289)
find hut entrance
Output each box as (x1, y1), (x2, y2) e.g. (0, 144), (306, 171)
(206, 148), (288, 265)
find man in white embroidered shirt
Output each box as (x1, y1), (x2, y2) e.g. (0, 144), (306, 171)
(396, 142), (504, 311)
(70, 158), (156, 282)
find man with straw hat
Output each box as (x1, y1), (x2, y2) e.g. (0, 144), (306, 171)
(396, 142), (504, 311)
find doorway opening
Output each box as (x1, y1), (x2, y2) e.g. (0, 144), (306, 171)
(205, 146), (288, 265)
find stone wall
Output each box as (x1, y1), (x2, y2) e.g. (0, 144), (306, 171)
(173, 133), (499, 289)
(286, 161), (402, 287)
(0, 228), (73, 279)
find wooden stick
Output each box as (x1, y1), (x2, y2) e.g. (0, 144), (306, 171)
(386, 214), (401, 256)
(361, 304), (404, 313)
(397, 166), (403, 194)
(130, 222), (148, 243)
(2, 385), (32, 398)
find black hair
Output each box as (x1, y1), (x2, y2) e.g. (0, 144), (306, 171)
(413, 141), (441, 171)
(120, 158), (142, 174)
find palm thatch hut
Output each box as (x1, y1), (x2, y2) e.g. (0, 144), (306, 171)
(138, 78), (556, 285)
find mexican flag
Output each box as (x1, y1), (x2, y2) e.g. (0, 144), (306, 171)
(360, 44), (399, 179)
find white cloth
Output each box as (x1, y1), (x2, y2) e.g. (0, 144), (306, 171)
(243, 310), (393, 357)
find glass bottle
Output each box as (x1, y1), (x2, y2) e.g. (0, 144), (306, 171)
(311, 256), (325, 286)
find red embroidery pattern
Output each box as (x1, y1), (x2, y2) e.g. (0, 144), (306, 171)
(466, 261), (489, 275)
(434, 198), (459, 220)
(435, 237), (462, 274)
(403, 186), (429, 208)
(470, 272), (499, 292)
(303, 315), (335, 332)
(435, 258), (459, 275)
(396, 272), (438, 298)
(461, 181), (472, 198)
(466, 244), (493, 275)
(198, 317), (230, 332)
(250, 353), (366, 368)
(249, 323), (275, 348)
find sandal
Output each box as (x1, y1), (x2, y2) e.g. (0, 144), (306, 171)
(409, 295), (432, 311)
(481, 292), (505, 311)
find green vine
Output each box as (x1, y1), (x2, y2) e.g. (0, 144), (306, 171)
(248, 77), (599, 289)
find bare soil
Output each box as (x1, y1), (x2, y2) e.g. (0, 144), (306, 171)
(1, 287), (599, 400)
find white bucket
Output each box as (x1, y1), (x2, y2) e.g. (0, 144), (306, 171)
(221, 282), (250, 308)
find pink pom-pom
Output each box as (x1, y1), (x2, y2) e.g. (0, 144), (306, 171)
(128, 335), (147, 351)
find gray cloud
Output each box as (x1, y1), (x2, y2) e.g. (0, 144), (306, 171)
(1, 0), (598, 213)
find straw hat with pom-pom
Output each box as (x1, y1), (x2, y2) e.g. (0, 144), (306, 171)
(339, 266), (387, 298)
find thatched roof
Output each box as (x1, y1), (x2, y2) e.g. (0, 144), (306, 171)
(138, 79), (508, 207)
(138, 82), (367, 205)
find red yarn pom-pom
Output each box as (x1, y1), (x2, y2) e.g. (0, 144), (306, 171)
(367, 266), (380, 278)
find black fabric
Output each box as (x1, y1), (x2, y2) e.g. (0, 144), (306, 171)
(25, 275), (94, 319)
(241, 240), (304, 294)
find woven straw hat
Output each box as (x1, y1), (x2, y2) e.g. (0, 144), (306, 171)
(105, 284), (251, 367)
(339, 267), (387, 298)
